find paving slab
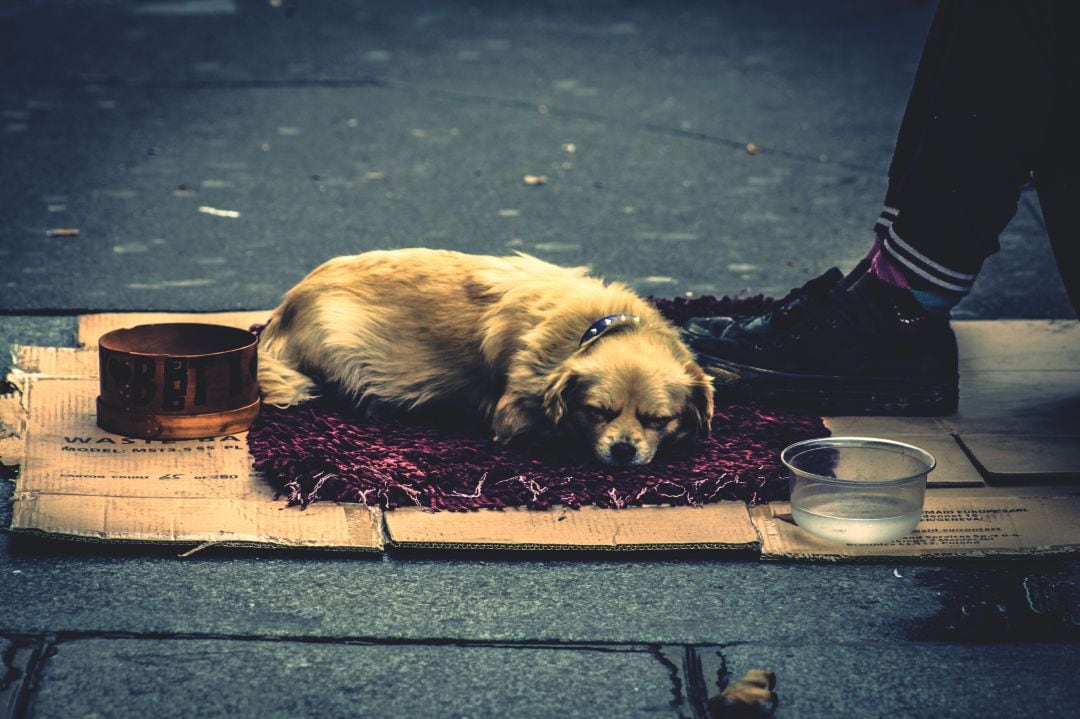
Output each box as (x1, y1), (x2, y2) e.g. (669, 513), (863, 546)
(698, 643), (1080, 718)
(951, 371), (1080, 436)
(958, 434), (1080, 483)
(954, 321), (1080, 373)
(822, 415), (953, 437)
(27, 638), (683, 719)
(950, 368), (1080, 479)
(894, 435), (983, 487)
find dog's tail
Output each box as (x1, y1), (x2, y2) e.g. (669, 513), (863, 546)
(256, 321), (320, 408)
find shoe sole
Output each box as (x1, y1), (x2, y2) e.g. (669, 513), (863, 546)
(699, 356), (958, 416)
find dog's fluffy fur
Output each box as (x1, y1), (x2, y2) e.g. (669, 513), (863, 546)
(258, 249), (714, 466)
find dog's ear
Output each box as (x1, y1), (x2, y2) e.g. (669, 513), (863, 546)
(542, 365), (579, 426)
(681, 363), (715, 440)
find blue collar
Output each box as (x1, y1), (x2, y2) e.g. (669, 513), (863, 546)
(579, 313), (641, 347)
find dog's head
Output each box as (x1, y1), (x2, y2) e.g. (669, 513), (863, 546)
(543, 325), (714, 466)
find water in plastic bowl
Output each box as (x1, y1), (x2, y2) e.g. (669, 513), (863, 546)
(782, 437), (935, 545)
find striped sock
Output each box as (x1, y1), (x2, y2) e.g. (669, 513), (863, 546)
(862, 206), (975, 315)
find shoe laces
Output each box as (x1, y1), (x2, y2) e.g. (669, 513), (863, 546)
(760, 268), (844, 329)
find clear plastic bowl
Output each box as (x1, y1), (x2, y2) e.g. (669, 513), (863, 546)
(781, 437), (936, 544)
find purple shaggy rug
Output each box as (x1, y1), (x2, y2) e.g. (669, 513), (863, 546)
(247, 295), (828, 511)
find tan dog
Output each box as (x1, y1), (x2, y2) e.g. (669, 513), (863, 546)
(257, 249), (714, 466)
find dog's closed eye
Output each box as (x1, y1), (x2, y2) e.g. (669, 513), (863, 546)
(638, 414), (675, 430)
(583, 404), (619, 423)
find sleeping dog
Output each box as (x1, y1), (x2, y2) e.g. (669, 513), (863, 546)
(257, 249), (714, 466)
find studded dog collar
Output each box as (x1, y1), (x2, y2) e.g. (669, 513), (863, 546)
(578, 313), (641, 347)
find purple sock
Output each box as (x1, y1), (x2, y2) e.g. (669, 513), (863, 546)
(865, 237), (912, 290)
(860, 207), (972, 316)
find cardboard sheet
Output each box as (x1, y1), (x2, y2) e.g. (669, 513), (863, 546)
(385, 504), (759, 551)
(4, 349), (383, 552)
(0, 384), (26, 468)
(13, 493), (380, 550)
(752, 491), (1080, 560)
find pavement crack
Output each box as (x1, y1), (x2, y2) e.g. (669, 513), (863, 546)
(683, 646), (711, 719)
(649, 644), (689, 718)
(21, 630), (655, 654)
(407, 83), (880, 174)
(1, 634), (53, 719)
(43, 77), (390, 91)
(682, 644), (755, 719)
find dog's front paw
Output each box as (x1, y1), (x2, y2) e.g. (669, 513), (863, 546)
(707, 669), (777, 718)
(491, 394), (537, 444)
(491, 424), (523, 445)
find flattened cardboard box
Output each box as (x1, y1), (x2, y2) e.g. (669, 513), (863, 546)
(752, 490), (1080, 560)
(3, 346), (383, 552)
(385, 504), (759, 551)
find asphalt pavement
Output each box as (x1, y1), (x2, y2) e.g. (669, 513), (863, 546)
(2, 1), (1079, 718)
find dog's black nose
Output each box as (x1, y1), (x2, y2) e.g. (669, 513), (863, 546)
(610, 441), (637, 465)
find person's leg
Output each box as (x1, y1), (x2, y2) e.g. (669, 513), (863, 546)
(685, 1), (1062, 415)
(1035, 161), (1080, 318)
(1032, 3), (1080, 317)
(866, 0), (1059, 314)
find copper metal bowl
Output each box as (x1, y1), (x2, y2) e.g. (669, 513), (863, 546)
(96, 323), (260, 440)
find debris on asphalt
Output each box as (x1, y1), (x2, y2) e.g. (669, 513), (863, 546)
(563, 143), (576, 153)
(708, 668), (778, 718)
(746, 142), (760, 154)
(523, 174), (547, 186)
(45, 228), (79, 237)
(198, 206), (240, 218)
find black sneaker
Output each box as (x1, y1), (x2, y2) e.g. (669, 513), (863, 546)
(682, 268), (959, 415)
(684, 264), (855, 341)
